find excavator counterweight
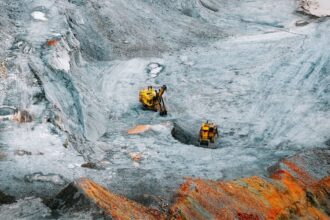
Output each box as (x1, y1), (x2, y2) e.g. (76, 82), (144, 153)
(139, 85), (167, 116)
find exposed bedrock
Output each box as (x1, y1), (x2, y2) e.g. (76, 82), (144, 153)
(170, 149), (330, 219)
(0, 0), (330, 218)
(49, 149), (330, 219)
(48, 178), (164, 220)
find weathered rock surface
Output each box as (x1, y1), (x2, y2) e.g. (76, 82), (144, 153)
(50, 178), (165, 220)
(1, 0), (330, 218)
(299, 0), (330, 17)
(0, 197), (51, 220)
(170, 149), (330, 219)
(49, 149), (329, 219)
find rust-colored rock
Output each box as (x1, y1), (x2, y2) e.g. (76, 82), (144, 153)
(127, 125), (151, 135)
(46, 39), (58, 47)
(309, 176), (330, 214)
(77, 179), (165, 219)
(169, 149), (330, 220)
(51, 178), (165, 220)
(51, 150), (329, 219)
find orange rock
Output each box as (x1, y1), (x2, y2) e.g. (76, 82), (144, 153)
(169, 151), (330, 220)
(127, 125), (151, 135)
(52, 150), (329, 220)
(46, 39), (58, 47)
(170, 174), (329, 219)
(281, 159), (317, 187)
(75, 178), (165, 220)
(309, 176), (330, 214)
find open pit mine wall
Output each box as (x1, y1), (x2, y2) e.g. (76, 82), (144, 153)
(51, 149), (330, 219)
(169, 150), (330, 219)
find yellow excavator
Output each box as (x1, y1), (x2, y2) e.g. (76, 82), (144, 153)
(139, 85), (167, 116)
(199, 121), (219, 146)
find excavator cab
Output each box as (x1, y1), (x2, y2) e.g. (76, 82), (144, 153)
(139, 85), (167, 116)
(199, 121), (218, 146)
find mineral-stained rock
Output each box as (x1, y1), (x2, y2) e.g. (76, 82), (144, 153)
(127, 125), (151, 135)
(50, 150), (329, 219)
(50, 178), (165, 220)
(169, 149), (330, 220)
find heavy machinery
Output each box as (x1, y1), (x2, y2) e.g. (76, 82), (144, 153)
(199, 121), (219, 146)
(139, 85), (167, 116)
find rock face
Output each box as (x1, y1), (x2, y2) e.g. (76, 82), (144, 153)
(50, 149), (329, 219)
(50, 178), (165, 220)
(299, 0), (330, 17)
(1, 0), (330, 210)
(1, 0), (329, 218)
(169, 149), (330, 219)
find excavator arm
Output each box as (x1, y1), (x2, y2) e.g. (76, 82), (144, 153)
(157, 96), (167, 116)
(139, 85), (167, 116)
(156, 85), (167, 116)
(158, 85), (167, 97)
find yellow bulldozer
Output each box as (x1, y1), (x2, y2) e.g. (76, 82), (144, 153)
(139, 85), (167, 116)
(199, 121), (219, 146)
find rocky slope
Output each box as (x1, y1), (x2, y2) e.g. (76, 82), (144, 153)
(15, 149), (326, 219)
(0, 0), (329, 218)
(170, 149), (330, 219)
